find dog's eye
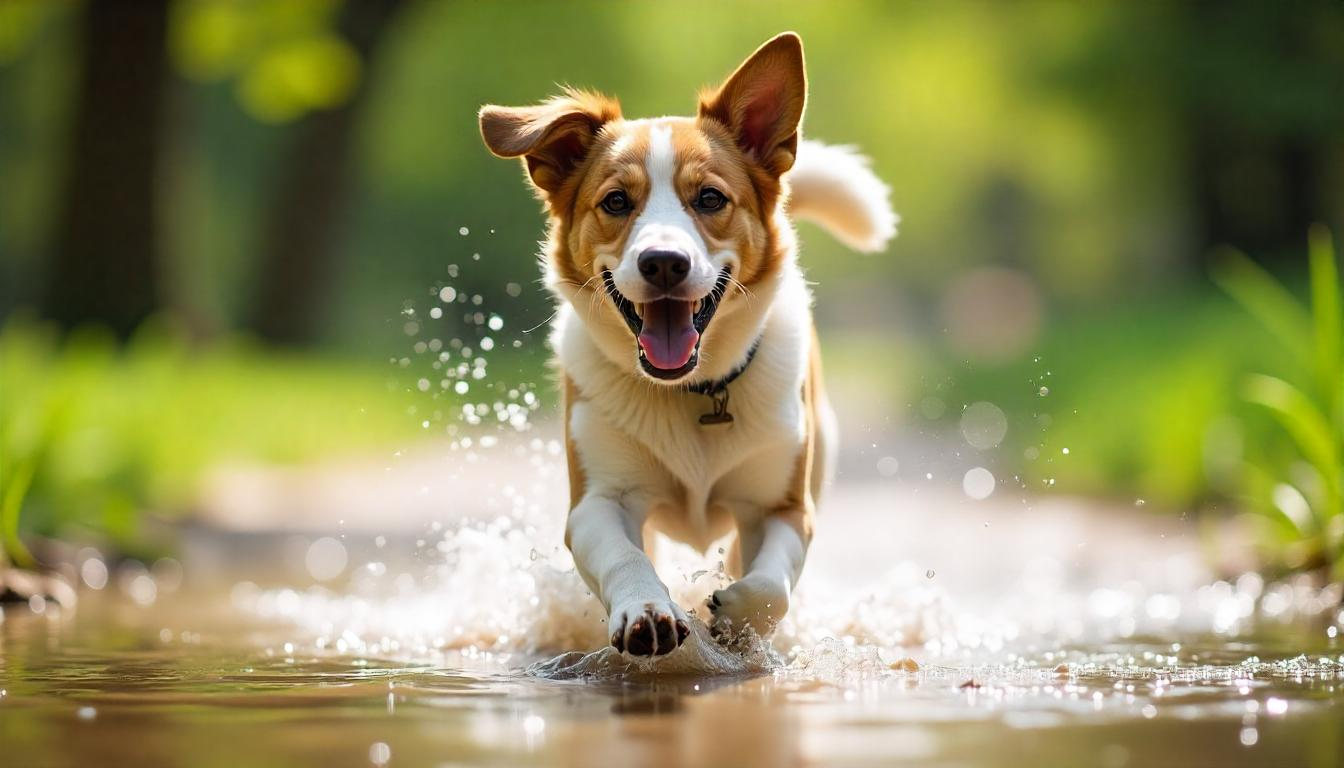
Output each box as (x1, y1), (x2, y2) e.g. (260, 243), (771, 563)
(694, 187), (728, 212)
(600, 190), (632, 215)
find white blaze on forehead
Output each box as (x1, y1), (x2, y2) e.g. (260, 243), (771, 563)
(628, 123), (706, 258)
(608, 121), (720, 302)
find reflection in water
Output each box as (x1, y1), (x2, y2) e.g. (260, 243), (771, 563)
(4, 541), (1344, 768)
(6, 440), (1344, 765)
(3, 592), (1344, 767)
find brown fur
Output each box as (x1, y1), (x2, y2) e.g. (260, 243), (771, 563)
(479, 35), (809, 347)
(485, 34), (832, 643)
(563, 375), (587, 511)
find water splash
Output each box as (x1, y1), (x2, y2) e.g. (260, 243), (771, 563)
(527, 621), (776, 679)
(239, 242), (1344, 682)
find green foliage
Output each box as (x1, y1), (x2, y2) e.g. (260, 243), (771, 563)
(0, 0), (58, 66)
(0, 318), (423, 561)
(3, 2), (1341, 352)
(1211, 227), (1344, 574)
(917, 289), (1268, 511)
(171, 0), (359, 123)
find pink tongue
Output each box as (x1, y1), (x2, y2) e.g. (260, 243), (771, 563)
(638, 299), (699, 370)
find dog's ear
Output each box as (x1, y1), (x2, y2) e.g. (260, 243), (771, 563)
(698, 32), (806, 176)
(479, 88), (622, 199)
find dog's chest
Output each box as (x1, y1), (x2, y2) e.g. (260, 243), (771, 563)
(616, 368), (806, 503)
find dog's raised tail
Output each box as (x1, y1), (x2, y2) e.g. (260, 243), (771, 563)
(786, 140), (898, 253)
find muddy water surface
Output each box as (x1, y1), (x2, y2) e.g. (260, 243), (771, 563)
(4, 562), (1344, 767)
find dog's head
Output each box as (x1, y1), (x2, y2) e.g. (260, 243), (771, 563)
(480, 33), (806, 383)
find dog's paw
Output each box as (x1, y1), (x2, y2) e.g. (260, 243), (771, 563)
(609, 600), (691, 657)
(708, 574), (789, 638)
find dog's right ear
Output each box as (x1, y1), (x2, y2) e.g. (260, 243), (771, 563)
(479, 88), (622, 200)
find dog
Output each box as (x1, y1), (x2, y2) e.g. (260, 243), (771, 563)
(480, 32), (895, 657)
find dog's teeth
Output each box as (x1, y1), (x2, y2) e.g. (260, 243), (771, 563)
(638, 349), (646, 358)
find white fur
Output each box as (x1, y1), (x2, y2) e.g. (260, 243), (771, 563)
(787, 140), (898, 253)
(558, 269), (823, 641)
(552, 135), (892, 651)
(611, 121), (724, 304)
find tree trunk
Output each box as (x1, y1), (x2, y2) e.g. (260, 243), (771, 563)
(249, 0), (407, 346)
(41, 0), (170, 337)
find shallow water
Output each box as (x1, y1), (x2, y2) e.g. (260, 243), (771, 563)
(7, 516), (1344, 768)
(5, 549), (1344, 767)
(9, 418), (1344, 766)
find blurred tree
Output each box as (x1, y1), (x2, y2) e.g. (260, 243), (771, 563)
(1176, 2), (1343, 264)
(249, 0), (408, 345)
(1059, 1), (1344, 268)
(40, 0), (171, 337)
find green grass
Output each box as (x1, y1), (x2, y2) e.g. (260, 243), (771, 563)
(827, 286), (1285, 512)
(834, 227), (1341, 577)
(1211, 226), (1343, 575)
(0, 317), (430, 562)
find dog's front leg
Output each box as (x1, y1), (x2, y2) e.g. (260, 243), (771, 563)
(709, 507), (811, 638)
(566, 496), (690, 657)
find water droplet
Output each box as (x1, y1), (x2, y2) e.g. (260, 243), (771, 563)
(919, 395), (945, 419)
(960, 401), (1008, 450)
(926, 569), (936, 579)
(305, 537), (348, 582)
(963, 467), (995, 500)
(458, 226), (470, 236)
(1038, 386), (1049, 396)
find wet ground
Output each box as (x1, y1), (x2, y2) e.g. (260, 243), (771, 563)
(4, 586), (1344, 768)
(4, 425), (1344, 767)
(6, 463), (1344, 767)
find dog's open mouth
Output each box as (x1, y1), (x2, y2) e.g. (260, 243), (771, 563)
(603, 268), (731, 380)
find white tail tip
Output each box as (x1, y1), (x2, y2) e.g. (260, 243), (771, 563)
(786, 140), (898, 253)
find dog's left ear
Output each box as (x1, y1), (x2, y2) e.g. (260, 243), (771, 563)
(699, 32), (807, 176)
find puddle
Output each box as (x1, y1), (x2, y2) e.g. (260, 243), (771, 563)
(4, 584), (1344, 768)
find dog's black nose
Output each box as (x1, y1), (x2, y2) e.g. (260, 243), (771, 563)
(637, 249), (690, 290)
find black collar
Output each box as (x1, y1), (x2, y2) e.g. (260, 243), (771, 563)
(685, 338), (760, 425)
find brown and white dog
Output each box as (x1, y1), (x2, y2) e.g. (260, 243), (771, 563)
(480, 33), (895, 657)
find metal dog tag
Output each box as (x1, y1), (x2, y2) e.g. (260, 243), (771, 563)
(699, 389), (734, 426)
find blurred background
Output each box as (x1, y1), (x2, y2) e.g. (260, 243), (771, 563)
(1, 0), (1341, 578)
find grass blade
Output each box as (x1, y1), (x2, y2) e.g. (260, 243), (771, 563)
(1307, 225), (1341, 420)
(1, 456), (37, 568)
(1242, 373), (1341, 522)
(1211, 247), (1313, 370)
